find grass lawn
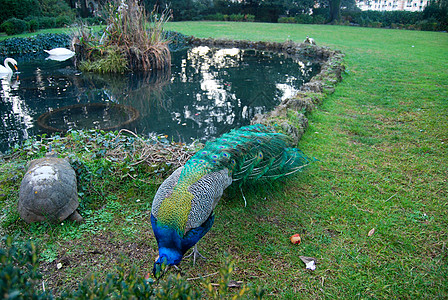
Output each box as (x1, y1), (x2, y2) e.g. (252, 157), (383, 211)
(163, 22), (448, 298)
(1, 22), (447, 298)
(0, 28), (72, 41)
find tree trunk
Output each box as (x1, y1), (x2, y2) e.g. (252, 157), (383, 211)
(328, 0), (341, 23)
(67, 0), (76, 9)
(80, 0), (89, 18)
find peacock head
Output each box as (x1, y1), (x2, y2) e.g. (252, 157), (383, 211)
(152, 248), (183, 278)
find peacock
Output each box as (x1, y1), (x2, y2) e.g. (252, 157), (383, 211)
(151, 124), (310, 276)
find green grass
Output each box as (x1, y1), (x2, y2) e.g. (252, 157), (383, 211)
(0, 28), (69, 41)
(165, 22), (448, 298)
(1, 22), (447, 298)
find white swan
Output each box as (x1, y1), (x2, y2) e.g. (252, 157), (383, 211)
(44, 48), (75, 56)
(0, 58), (18, 75)
(46, 53), (75, 61)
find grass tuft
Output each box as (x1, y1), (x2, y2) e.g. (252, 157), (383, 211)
(73, 0), (171, 73)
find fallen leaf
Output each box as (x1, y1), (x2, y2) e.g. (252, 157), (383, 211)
(299, 256), (317, 271)
(368, 228), (375, 236)
(305, 260), (316, 270)
(290, 234), (301, 244)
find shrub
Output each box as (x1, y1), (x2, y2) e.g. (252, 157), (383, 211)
(38, 17), (57, 29)
(341, 10), (427, 29)
(313, 15), (327, 24)
(278, 17), (297, 23)
(164, 30), (191, 52)
(370, 21), (383, 28)
(1, 235), (263, 299)
(0, 33), (71, 56)
(0, 18), (27, 35)
(0, 0), (39, 24)
(27, 19), (39, 32)
(39, 0), (76, 19)
(205, 13), (226, 21)
(229, 13), (245, 21)
(245, 14), (255, 22)
(295, 14), (314, 24)
(56, 15), (73, 27)
(206, 13), (254, 22)
(0, 236), (51, 299)
(423, 0), (448, 31)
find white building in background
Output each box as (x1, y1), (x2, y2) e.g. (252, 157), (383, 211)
(356, 0), (429, 11)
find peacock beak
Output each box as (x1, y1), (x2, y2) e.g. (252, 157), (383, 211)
(14, 65), (18, 71)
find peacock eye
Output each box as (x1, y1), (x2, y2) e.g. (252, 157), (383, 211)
(218, 145), (225, 149)
(212, 155), (218, 159)
(199, 159), (205, 163)
(201, 151), (207, 155)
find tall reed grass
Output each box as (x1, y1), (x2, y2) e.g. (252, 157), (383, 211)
(74, 0), (171, 73)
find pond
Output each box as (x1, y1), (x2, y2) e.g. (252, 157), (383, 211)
(0, 46), (320, 154)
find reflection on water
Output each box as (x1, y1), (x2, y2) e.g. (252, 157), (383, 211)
(0, 46), (320, 153)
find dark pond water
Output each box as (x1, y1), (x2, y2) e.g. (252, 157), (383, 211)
(0, 46), (320, 153)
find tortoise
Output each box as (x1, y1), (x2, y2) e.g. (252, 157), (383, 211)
(18, 153), (83, 223)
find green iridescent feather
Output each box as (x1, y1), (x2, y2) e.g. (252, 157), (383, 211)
(185, 124), (310, 182)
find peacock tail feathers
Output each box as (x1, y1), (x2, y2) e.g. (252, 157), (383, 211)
(185, 124), (310, 183)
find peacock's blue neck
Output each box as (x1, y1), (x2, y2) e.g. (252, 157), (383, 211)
(156, 247), (183, 265)
(151, 214), (191, 264)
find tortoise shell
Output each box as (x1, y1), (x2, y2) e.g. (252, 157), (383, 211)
(18, 155), (81, 223)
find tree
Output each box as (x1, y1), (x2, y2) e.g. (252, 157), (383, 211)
(0, 0), (40, 24)
(328, 0), (342, 22)
(143, 0), (213, 20)
(423, 0), (448, 30)
(39, 0), (75, 18)
(341, 0), (359, 11)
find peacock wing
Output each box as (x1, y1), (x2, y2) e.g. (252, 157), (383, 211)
(151, 166), (184, 219)
(185, 168), (232, 232)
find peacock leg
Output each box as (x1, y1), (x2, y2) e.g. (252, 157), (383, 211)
(185, 244), (206, 265)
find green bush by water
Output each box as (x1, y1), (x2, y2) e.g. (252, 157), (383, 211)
(0, 18), (28, 36)
(0, 33), (70, 56)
